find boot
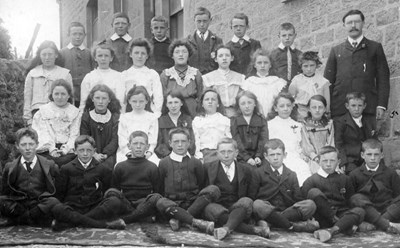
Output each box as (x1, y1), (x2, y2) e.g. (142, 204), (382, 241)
(386, 222), (400, 234)
(192, 218), (214, 235)
(214, 226), (230, 240)
(254, 220), (270, 238)
(292, 219), (320, 233)
(106, 218), (126, 230)
(169, 218), (180, 231)
(358, 221), (376, 232)
(313, 226), (339, 243)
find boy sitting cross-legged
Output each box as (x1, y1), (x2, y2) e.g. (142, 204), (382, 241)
(156, 127), (216, 234)
(251, 139), (318, 235)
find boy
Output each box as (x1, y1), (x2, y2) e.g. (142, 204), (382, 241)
(202, 45), (245, 117)
(107, 131), (161, 224)
(187, 7), (223, 75)
(302, 146), (365, 242)
(226, 13), (261, 75)
(51, 135), (125, 231)
(334, 92), (377, 174)
(0, 128), (60, 227)
(203, 138), (269, 240)
(105, 12), (133, 72)
(60, 22), (93, 107)
(349, 139), (400, 234)
(146, 16), (174, 74)
(252, 139), (318, 234)
(270, 22), (302, 84)
(156, 128), (216, 234)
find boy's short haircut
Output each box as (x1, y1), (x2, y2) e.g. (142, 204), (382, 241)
(168, 127), (190, 142)
(74, 135), (96, 149)
(129, 131), (149, 144)
(345, 92), (366, 104)
(194, 7), (211, 19)
(263, 139), (285, 153)
(151, 15), (169, 27)
(342, 9), (365, 23)
(112, 12), (130, 25)
(318, 146), (339, 158)
(362, 139), (383, 153)
(231, 13), (249, 26)
(15, 128), (39, 145)
(68, 22), (85, 35)
(217, 138), (238, 150)
(279, 22), (296, 33)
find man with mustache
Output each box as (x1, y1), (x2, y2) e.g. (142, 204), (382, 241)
(324, 9), (390, 126)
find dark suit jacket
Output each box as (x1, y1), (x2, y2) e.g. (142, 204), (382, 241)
(1, 155), (59, 201)
(226, 38), (261, 75)
(334, 112), (376, 168)
(324, 37), (390, 117)
(205, 160), (255, 200)
(270, 47), (302, 82)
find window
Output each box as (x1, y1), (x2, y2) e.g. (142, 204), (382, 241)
(169, 0), (183, 39)
(86, 0), (98, 47)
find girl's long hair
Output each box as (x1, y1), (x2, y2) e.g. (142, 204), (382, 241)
(26, 40), (63, 75)
(84, 84), (121, 114)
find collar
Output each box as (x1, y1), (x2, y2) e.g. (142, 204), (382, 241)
(196, 30), (209, 40)
(78, 158), (93, 169)
(170, 151), (191, 162)
(110, 33), (132, 42)
(231, 35), (250, 43)
(348, 35), (364, 46)
(217, 68), (230, 75)
(317, 167), (330, 178)
(21, 156), (37, 166)
(365, 164), (379, 172)
(221, 161), (235, 170)
(256, 72), (269, 78)
(270, 165), (283, 175)
(278, 42), (295, 50)
(67, 43), (85, 50)
(154, 36), (167, 42)
(352, 116), (363, 127)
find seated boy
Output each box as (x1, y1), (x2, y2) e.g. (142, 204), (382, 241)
(302, 146), (365, 242)
(0, 128), (60, 227)
(156, 128), (216, 234)
(203, 138), (269, 240)
(252, 139), (318, 234)
(334, 92), (377, 174)
(51, 135), (124, 230)
(107, 131), (162, 224)
(349, 139), (400, 234)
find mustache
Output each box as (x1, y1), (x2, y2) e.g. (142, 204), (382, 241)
(350, 28), (359, 31)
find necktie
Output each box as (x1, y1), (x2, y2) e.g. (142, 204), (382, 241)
(25, 161), (33, 173)
(274, 169), (280, 178)
(239, 38), (244, 45)
(225, 165), (232, 181)
(352, 42), (358, 48)
(200, 33), (205, 41)
(287, 47), (292, 81)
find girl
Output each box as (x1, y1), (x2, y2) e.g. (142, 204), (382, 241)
(24, 40), (73, 125)
(32, 79), (79, 167)
(79, 43), (124, 112)
(288, 51), (330, 121)
(160, 39), (203, 118)
(243, 49), (287, 119)
(192, 89), (231, 163)
(268, 92), (311, 186)
(202, 45), (245, 118)
(122, 38), (163, 116)
(231, 91), (268, 167)
(80, 84), (121, 170)
(301, 95), (334, 173)
(117, 85), (158, 164)
(155, 89), (195, 158)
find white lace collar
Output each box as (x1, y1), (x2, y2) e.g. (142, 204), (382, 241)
(165, 66), (197, 87)
(89, 109), (112, 123)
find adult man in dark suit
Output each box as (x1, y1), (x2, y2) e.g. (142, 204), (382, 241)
(324, 9), (390, 123)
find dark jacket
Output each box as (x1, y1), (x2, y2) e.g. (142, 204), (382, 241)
(205, 160), (255, 200)
(187, 30), (223, 74)
(324, 37), (390, 117)
(55, 157), (111, 208)
(1, 155), (58, 201)
(251, 161), (303, 210)
(231, 114), (269, 163)
(349, 163), (400, 210)
(226, 38), (261, 75)
(147, 37), (174, 74)
(334, 112), (376, 168)
(270, 47), (302, 82)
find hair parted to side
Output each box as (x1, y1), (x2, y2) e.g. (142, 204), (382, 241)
(151, 15), (169, 27)
(161, 89), (191, 116)
(318, 145), (339, 157)
(74, 135), (96, 149)
(68, 21), (85, 35)
(345, 92), (366, 104)
(230, 13), (249, 27)
(194, 7), (211, 19)
(342, 9), (365, 23)
(235, 90), (261, 116)
(305, 94), (329, 126)
(362, 139), (383, 153)
(128, 130), (149, 144)
(264, 138), (285, 153)
(217, 137), (238, 150)
(15, 127), (39, 145)
(168, 127), (191, 142)
(112, 12), (130, 25)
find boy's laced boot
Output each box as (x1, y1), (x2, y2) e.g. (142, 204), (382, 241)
(214, 226), (231, 240)
(386, 222), (400, 234)
(106, 218), (126, 230)
(192, 218), (214, 235)
(254, 220), (271, 238)
(313, 226), (339, 243)
(169, 218), (180, 231)
(292, 219), (320, 233)
(358, 221), (376, 232)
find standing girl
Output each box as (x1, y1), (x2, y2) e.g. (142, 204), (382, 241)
(80, 84), (121, 169)
(117, 85), (158, 164)
(79, 43), (124, 112)
(243, 49), (287, 119)
(231, 91), (268, 167)
(24, 40), (73, 125)
(122, 38), (163, 116)
(268, 92), (311, 186)
(288, 51), (330, 121)
(301, 95), (334, 173)
(155, 89), (195, 158)
(160, 40), (203, 118)
(192, 89), (231, 163)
